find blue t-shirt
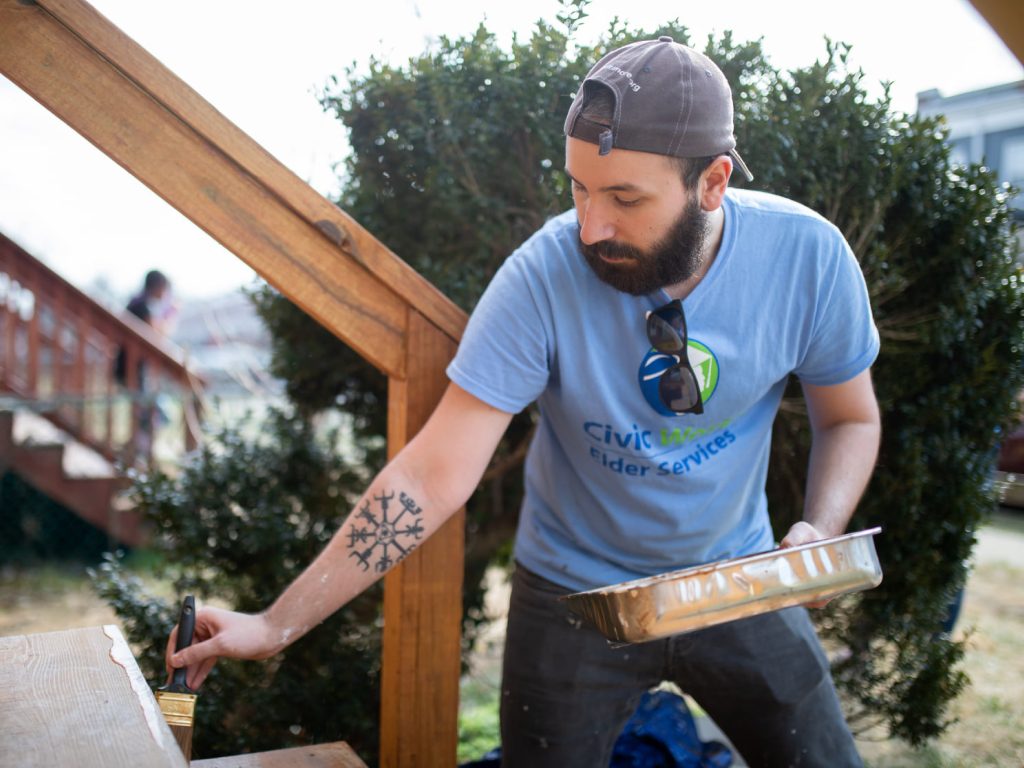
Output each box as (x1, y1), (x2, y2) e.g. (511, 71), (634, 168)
(447, 188), (880, 591)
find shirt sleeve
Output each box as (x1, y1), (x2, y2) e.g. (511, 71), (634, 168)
(127, 296), (151, 324)
(794, 233), (880, 386)
(447, 249), (554, 413)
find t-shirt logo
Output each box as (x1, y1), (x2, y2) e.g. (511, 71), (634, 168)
(638, 339), (720, 417)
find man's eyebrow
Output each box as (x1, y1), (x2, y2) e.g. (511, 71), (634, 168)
(564, 169), (645, 194)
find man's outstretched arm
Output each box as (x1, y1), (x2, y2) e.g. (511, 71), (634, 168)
(165, 382), (513, 688)
(781, 368), (881, 549)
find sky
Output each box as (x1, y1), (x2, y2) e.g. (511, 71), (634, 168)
(1, 0), (1021, 303)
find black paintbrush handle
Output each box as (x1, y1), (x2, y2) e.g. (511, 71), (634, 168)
(170, 595), (196, 690)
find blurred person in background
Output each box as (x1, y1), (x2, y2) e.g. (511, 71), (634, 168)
(115, 269), (177, 459)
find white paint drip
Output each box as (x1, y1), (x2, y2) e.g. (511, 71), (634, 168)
(103, 624), (174, 754)
(801, 548), (820, 579)
(818, 545), (835, 573)
(776, 556), (798, 587)
(280, 625), (310, 646)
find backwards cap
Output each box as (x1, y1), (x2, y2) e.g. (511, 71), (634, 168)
(564, 36), (753, 181)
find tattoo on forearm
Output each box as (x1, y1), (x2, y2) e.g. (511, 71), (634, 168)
(346, 490), (425, 573)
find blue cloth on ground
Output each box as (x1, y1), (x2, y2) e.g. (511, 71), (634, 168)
(458, 690), (732, 767)
(611, 690), (732, 768)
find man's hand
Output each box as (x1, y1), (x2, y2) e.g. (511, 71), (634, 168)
(779, 520), (824, 550)
(165, 606), (280, 690)
(789, 370), (880, 608)
(779, 521), (832, 608)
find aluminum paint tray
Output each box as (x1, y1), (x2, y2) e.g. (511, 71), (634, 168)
(563, 527), (883, 644)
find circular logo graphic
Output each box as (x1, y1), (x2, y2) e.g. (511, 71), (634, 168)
(638, 339), (719, 417)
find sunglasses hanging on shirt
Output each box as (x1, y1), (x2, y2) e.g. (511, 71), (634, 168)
(646, 299), (704, 415)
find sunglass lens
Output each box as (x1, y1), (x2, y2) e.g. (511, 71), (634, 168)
(660, 364), (702, 414)
(647, 308), (685, 353)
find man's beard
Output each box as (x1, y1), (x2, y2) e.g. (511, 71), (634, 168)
(580, 196), (710, 295)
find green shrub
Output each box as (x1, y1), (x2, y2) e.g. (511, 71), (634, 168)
(747, 42), (1024, 742)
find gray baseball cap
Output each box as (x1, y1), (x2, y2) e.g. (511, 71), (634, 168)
(564, 36), (753, 182)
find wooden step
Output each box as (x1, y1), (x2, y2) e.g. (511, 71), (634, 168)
(5, 451), (143, 544)
(192, 743), (367, 768)
(16, 442), (67, 478)
(1, 411), (145, 546)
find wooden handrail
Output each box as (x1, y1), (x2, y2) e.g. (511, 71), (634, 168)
(0, 232), (200, 465)
(1, 0), (466, 380)
(970, 0), (1024, 64)
(34, 0), (468, 348)
(0, 1), (469, 765)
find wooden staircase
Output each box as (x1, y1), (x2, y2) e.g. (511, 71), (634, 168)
(0, 409), (143, 546)
(1, 232), (201, 547)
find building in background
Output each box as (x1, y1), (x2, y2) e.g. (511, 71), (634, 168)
(170, 290), (283, 411)
(921, 79), (1024, 505)
(918, 80), (1024, 242)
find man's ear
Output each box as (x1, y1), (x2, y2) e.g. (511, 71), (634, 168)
(699, 155), (732, 211)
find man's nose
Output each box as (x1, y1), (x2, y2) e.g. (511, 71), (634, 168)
(577, 201), (615, 245)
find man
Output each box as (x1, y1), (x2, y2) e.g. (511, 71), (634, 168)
(167, 38), (880, 767)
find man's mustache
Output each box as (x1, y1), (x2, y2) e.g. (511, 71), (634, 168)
(582, 239), (642, 261)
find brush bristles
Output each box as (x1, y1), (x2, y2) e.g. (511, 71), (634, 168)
(167, 729), (192, 765)
(167, 723), (193, 762)
(155, 690), (195, 761)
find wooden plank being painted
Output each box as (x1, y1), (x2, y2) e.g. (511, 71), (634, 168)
(193, 742), (367, 768)
(0, 625), (189, 767)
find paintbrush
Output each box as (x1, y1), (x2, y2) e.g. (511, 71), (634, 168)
(156, 595), (197, 761)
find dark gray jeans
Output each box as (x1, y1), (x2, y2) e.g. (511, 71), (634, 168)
(499, 564), (863, 768)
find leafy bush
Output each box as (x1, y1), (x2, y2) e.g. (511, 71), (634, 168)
(748, 42), (1024, 742)
(96, 0), (1024, 757)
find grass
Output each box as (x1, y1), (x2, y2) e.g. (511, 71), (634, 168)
(989, 507), (1024, 535)
(458, 585), (506, 764)
(0, 561), (118, 637)
(458, 678), (501, 764)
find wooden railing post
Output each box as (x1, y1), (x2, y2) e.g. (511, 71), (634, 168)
(72, 312), (87, 432)
(0, 259), (16, 389)
(26, 281), (40, 395)
(382, 310), (463, 767)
